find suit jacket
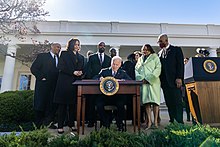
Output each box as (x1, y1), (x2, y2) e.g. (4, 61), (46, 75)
(95, 68), (132, 80)
(158, 45), (184, 88)
(122, 60), (136, 80)
(85, 53), (111, 79)
(54, 50), (84, 104)
(30, 52), (59, 111)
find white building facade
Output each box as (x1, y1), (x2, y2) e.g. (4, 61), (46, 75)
(0, 21), (219, 92)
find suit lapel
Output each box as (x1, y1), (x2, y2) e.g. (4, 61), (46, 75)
(68, 51), (77, 67)
(166, 46), (171, 56)
(114, 69), (121, 78)
(96, 53), (102, 66)
(47, 52), (55, 67)
(102, 54), (108, 66)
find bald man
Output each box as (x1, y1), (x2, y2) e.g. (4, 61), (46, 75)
(158, 34), (184, 124)
(31, 43), (61, 128)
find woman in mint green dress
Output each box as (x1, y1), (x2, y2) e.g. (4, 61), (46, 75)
(135, 44), (161, 129)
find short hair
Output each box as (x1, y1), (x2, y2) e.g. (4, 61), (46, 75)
(159, 33), (168, 38)
(51, 43), (61, 48)
(158, 33), (168, 42)
(98, 41), (105, 47)
(141, 44), (155, 54)
(111, 56), (122, 65)
(109, 48), (116, 53)
(66, 38), (80, 51)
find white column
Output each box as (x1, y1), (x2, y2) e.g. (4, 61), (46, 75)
(110, 45), (120, 56)
(208, 47), (218, 57)
(0, 44), (18, 92)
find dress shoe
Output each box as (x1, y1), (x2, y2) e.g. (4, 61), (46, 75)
(117, 124), (124, 132)
(48, 123), (57, 129)
(69, 126), (77, 132)
(57, 128), (64, 134)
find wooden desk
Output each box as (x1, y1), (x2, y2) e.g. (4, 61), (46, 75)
(73, 80), (141, 135)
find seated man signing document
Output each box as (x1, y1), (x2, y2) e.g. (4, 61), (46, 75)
(95, 56), (131, 131)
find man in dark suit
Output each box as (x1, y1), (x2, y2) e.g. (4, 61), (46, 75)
(158, 34), (184, 124)
(85, 41), (111, 127)
(86, 42), (111, 79)
(31, 43), (61, 128)
(95, 56), (131, 131)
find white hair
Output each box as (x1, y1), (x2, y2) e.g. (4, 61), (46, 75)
(111, 56), (122, 65)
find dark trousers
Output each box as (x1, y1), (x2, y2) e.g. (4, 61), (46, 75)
(162, 86), (184, 123)
(34, 104), (57, 127)
(34, 110), (44, 127)
(43, 89), (58, 125)
(96, 95), (126, 127)
(86, 95), (96, 123)
(57, 104), (75, 129)
(44, 103), (58, 125)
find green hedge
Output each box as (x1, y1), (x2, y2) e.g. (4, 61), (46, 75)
(0, 124), (219, 147)
(0, 90), (34, 131)
(145, 123), (220, 147)
(0, 128), (50, 147)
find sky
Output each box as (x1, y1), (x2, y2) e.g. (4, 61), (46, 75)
(44, 0), (220, 25)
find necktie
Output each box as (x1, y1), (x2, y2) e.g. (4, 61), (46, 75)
(99, 54), (103, 64)
(113, 71), (116, 77)
(54, 55), (57, 67)
(162, 49), (167, 58)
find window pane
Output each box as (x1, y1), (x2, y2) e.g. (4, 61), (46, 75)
(19, 75), (31, 90)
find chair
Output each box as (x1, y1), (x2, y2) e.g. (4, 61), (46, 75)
(95, 105), (127, 131)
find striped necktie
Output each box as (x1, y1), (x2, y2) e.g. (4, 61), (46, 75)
(113, 71), (116, 77)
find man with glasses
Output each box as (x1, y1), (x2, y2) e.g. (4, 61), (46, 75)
(31, 43), (61, 128)
(85, 41), (111, 127)
(158, 34), (184, 124)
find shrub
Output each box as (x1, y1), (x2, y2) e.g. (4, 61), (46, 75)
(78, 127), (147, 147)
(146, 123), (220, 147)
(0, 90), (34, 131)
(48, 134), (79, 147)
(0, 128), (50, 147)
(0, 124), (219, 146)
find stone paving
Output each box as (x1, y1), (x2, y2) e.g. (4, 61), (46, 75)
(47, 110), (193, 138)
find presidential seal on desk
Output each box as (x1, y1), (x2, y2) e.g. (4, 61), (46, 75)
(203, 59), (217, 73)
(100, 76), (119, 96)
